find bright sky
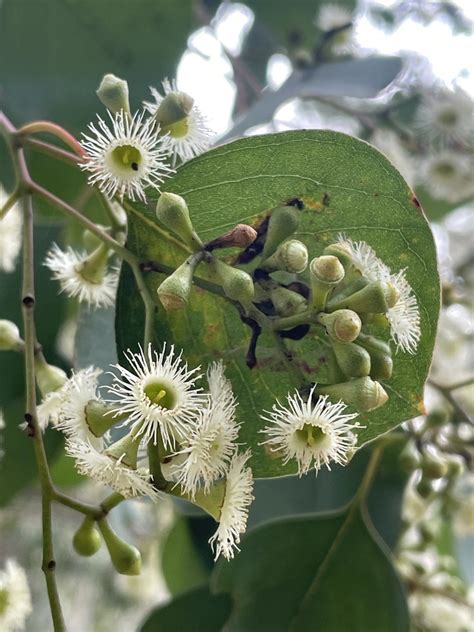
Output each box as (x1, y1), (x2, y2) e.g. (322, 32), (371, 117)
(176, 1), (474, 134)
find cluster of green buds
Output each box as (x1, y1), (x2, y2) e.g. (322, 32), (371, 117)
(152, 193), (402, 414)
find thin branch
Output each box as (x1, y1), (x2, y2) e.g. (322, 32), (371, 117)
(22, 137), (81, 166)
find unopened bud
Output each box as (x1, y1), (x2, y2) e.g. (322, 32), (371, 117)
(155, 192), (202, 251)
(73, 517), (102, 557)
(318, 376), (389, 412)
(355, 333), (393, 380)
(206, 224), (257, 251)
(270, 286), (307, 316)
(211, 259), (255, 306)
(328, 281), (399, 314)
(420, 449), (448, 480)
(310, 255), (345, 285)
(331, 339), (371, 378)
(445, 454), (465, 478)
(154, 92), (194, 130)
(0, 319), (23, 351)
(263, 239), (308, 273)
(416, 476), (433, 499)
(323, 241), (354, 270)
(318, 309), (361, 343)
(398, 440), (421, 472)
(96, 74), (130, 115)
(425, 408), (449, 429)
(98, 518), (141, 575)
(261, 206), (302, 259)
(157, 253), (203, 311)
(35, 356), (67, 396)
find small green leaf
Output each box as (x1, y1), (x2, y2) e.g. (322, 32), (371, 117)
(116, 130), (439, 478)
(212, 505), (410, 631)
(139, 586), (231, 632)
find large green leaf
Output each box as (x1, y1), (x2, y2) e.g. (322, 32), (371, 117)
(115, 130), (439, 478)
(0, 0), (193, 132)
(140, 586), (231, 632)
(211, 505), (410, 631)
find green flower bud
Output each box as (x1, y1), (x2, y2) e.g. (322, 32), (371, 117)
(84, 400), (120, 437)
(157, 253), (203, 311)
(155, 192), (203, 251)
(445, 454), (465, 478)
(425, 408), (450, 429)
(210, 259), (255, 307)
(310, 255), (345, 310)
(96, 73), (131, 115)
(420, 449), (448, 480)
(168, 479), (226, 521)
(104, 432), (141, 469)
(327, 281), (400, 314)
(73, 517), (102, 557)
(323, 241), (354, 270)
(82, 225), (110, 252)
(270, 286), (307, 316)
(419, 520), (438, 543)
(0, 319), (23, 351)
(318, 309), (362, 343)
(98, 518), (141, 575)
(262, 239), (308, 273)
(330, 277), (369, 303)
(318, 377), (389, 412)
(398, 440), (421, 472)
(416, 476), (433, 499)
(76, 243), (110, 285)
(154, 92), (194, 130)
(355, 333), (393, 380)
(261, 206), (302, 259)
(331, 339), (371, 378)
(35, 355), (67, 396)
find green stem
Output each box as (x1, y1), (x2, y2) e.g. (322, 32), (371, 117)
(428, 379), (473, 425)
(22, 137), (81, 166)
(21, 194), (66, 632)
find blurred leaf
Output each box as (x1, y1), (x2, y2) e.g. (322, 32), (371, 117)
(74, 304), (118, 378)
(0, 224), (68, 505)
(212, 504), (410, 631)
(0, 0), (193, 132)
(49, 450), (85, 488)
(116, 130), (439, 478)
(0, 398), (63, 506)
(140, 586), (231, 632)
(221, 56), (402, 141)
(249, 440), (408, 549)
(162, 517), (211, 596)
(416, 186), (473, 222)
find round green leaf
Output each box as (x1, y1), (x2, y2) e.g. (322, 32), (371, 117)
(211, 506), (410, 631)
(115, 130), (439, 478)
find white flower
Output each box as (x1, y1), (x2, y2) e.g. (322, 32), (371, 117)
(0, 185), (22, 273)
(209, 450), (254, 561)
(0, 559), (32, 632)
(260, 385), (360, 476)
(171, 362), (240, 498)
(409, 592), (474, 632)
(144, 78), (212, 164)
(65, 438), (158, 501)
(55, 367), (104, 448)
(337, 235), (421, 353)
(415, 87), (474, 144)
(44, 243), (118, 308)
(419, 151), (474, 204)
(80, 109), (173, 202)
(107, 344), (206, 449)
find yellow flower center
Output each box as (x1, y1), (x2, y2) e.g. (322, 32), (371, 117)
(144, 380), (176, 409)
(111, 144), (142, 172)
(295, 423), (326, 447)
(438, 109), (458, 128)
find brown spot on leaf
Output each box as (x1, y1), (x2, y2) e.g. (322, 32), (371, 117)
(411, 194), (422, 210)
(416, 398), (427, 415)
